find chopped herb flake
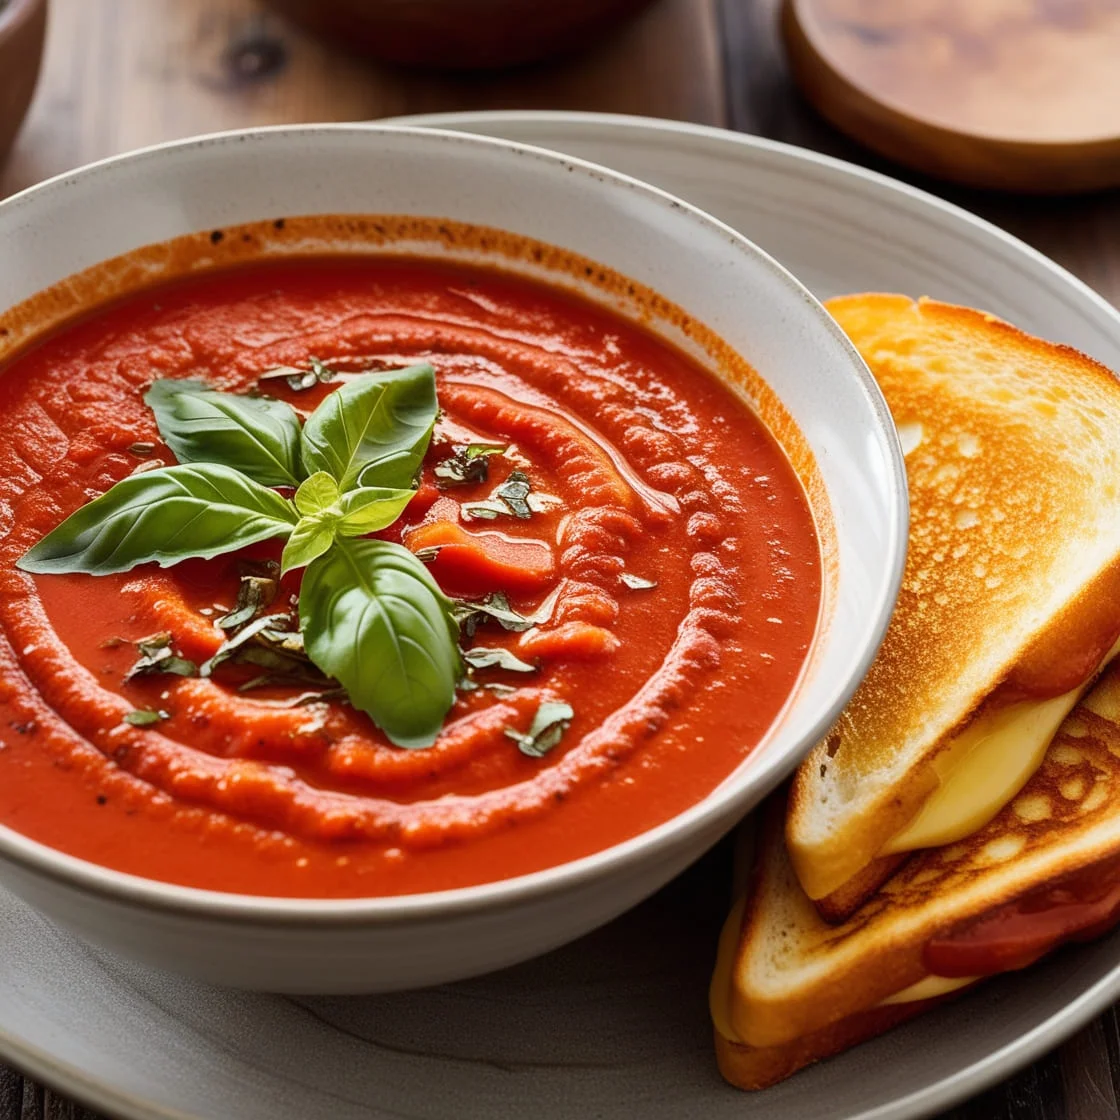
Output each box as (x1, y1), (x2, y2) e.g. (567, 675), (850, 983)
(451, 591), (538, 637)
(505, 700), (574, 758)
(259, 357), (337, 392)
(495, 470), (532, 519)
(216, 573), (278, 632)
(124, 632), (198, 681)
(124, 708), (170, 726)
(462, 646), (537, 673)
(461, 504), (501, 521)
(205, 611), (333, 687)
(434, 445), (490, 488)
(465, 443), (507, 459)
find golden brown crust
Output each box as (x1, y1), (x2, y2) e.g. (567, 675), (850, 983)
(788, 293), (1120, 903)
(714, 993), (962, 1090)
(815, 852), (908, 924)
(728, 663), (1120, 1050)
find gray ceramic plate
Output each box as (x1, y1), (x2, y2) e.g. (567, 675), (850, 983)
(5, 112), (1120, 1120)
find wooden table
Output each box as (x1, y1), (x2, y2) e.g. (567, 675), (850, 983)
(3, 1), (1119, 1117)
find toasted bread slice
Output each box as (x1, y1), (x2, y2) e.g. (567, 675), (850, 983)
(714, 662), (1120, 1080)
(788, 294), (1120, 908)
(714, 994), (954, 1091)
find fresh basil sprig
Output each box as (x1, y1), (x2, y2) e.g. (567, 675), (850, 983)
(18, 463), (299, 575)
(145, 379), (303, 487)
(301, 539), (461, 749)
(300, 363), (437, 491)
(281, 471), (415, 574)
(19, 363), (463, 749)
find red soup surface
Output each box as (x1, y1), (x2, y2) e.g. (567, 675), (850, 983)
(0, 257), (820, 897)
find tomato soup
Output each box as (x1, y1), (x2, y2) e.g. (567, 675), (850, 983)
(0, 254), (820, 897)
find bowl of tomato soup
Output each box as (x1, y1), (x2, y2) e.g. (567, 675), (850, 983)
(0, 125), (906, 991)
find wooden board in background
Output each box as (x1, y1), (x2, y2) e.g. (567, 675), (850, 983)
(0, 0), (724, 198)
(783, 0), (1120, 192)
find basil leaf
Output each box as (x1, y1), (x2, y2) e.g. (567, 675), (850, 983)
(281, 517), (337, 576)
(462, 505), (501, 521)
(462, 647), (537, 673)
(495, 471), (532, 519)
(294, 472), (341, 516)
(18, 464), (299, 576)
(201, 612), (292, 677)
(436, 444), (510, 489)
(435, 448), (489, 488)
(216, 574), (278, 632)
(145, 379), (303, 487)
(451, 591), (537, 637)
(466, 443), (507, 460)
(337, 487), (415, 535)
(300, 539), (461, 748)
(300, 364), (437, 491)
(505, 700), (574, 758)
(124, 632), (197, 681)
(124, 709), (170, 726)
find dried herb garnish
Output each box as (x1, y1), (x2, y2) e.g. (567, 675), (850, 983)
(461, 505), (500, 521)
(619, 573), (658, 591)
(458, 678), (520, 696)
(433, 443), (505, 488)
(466, 443), (506, 459)
(451, 591), (538, 638)
(461, 469), (556, 522)
(505, 700), (574, 758)
(259, 356), (337, 392)
(204, 610), (336, 690)
(494, 470), (532, 519)
(124, 708), (170, 726)
(462, 646), (537, 673)
(244, 686), (348, 707)
(124, 632), (198, 681)
(203, 613), (312, 678)
(216, 573), (279, 632)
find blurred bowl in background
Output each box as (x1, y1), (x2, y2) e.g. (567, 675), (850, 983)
(0, 0), (46, 170)
(263, 0), (656, 70)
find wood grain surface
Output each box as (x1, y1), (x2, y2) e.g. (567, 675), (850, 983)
(2, 0), (1120, 1117)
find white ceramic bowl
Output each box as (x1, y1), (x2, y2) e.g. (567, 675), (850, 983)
(0, 124), (906, 992)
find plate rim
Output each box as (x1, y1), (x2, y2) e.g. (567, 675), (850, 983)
(391, 110), (1120, 348)
(4, 109), (1120, 1120)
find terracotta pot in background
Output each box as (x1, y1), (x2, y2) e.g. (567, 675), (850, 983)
(0, 0), (47, 170)
(264, 0), (656, 70)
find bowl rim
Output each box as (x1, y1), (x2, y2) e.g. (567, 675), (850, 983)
(0, 122), (908, 924)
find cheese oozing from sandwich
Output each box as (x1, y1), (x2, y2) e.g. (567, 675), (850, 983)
(881, 637), (1120, 856)
(876, 973), (977, 1006)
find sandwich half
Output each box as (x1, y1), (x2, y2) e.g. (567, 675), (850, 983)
(788, 294), (1120, 918)
(713, 661), (1120, 1089)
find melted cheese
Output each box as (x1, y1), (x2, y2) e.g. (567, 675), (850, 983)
(883, 637), (1120, 855)
(877, 973), (977, 1006)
